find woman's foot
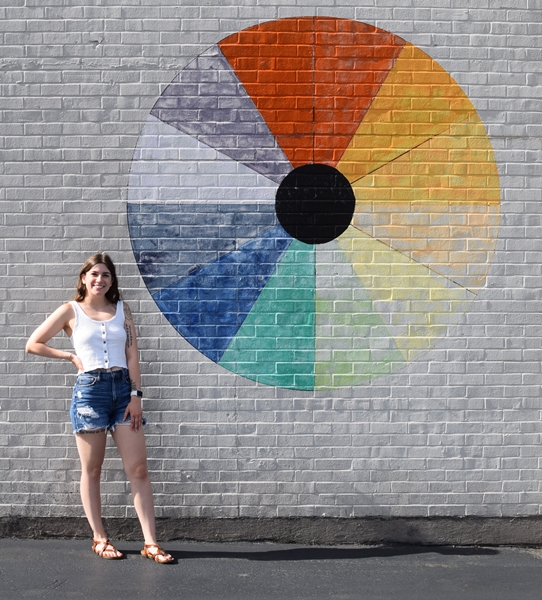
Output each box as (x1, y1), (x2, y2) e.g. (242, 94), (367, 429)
(92, 539), (123, 560)
(141, 543), (174, 564)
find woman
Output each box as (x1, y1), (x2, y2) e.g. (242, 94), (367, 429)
(26, 253), (173, 563)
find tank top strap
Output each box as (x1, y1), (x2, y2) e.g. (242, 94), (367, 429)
(69, 300), (81, 327)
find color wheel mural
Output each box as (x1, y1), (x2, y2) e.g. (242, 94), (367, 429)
(127, 17), (501, 391)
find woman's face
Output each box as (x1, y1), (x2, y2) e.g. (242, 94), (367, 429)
(81, 263), (113, 300)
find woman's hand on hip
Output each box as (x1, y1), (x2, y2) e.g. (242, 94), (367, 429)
(68, 353), (84, 371)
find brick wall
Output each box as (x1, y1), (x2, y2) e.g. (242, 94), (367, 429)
(2, 0), (542, 523)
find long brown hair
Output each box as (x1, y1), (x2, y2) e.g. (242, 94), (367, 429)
(73, 253), (121, 303)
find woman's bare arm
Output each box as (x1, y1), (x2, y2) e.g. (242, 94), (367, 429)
(25, 303), (82, 369)
(123, 302), (141, 392)
(123, 302), (143, 431)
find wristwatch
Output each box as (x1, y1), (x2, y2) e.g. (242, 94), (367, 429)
(130, 390), (143, 398)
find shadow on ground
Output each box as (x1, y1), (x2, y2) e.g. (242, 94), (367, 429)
(125, 544), (500, 562)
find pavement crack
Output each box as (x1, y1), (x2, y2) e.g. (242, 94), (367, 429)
(38, 579), (68, 598)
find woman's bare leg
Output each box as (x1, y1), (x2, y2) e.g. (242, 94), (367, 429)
(74, 432), (107, 539)
(111, 425), (157, 544)
(75, 431), (123, 559)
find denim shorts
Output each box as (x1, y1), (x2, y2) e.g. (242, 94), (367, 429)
(70, 368), (147, 434)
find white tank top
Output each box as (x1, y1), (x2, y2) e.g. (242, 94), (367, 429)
(70, 301), (128, 372)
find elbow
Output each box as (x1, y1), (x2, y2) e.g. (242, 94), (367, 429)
(25, 340), (36, 355)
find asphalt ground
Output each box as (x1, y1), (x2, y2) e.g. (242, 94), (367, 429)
(1, 539), (542, 599)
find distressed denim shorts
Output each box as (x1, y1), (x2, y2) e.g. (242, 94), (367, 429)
(70, 368), (146, 434)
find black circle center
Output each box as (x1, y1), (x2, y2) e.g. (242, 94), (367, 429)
(275, 164), (355, 245)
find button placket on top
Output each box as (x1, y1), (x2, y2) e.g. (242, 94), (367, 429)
(101, 322), (109, 367)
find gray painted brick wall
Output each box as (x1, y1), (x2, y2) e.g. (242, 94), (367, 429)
(2, 0), (542, 524)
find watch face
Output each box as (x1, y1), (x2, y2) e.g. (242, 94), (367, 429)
(128, 17), (501, 391)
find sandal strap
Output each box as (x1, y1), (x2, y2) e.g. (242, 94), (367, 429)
(93, 539), (109, 552)
(93, 539), (120, 557)
(143, 543), (172, 561)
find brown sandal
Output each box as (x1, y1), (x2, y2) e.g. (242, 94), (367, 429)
(92, 539), (123, 560)
(141, 543), (174, 564)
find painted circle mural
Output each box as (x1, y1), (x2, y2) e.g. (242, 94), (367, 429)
(128, 17), (501, 391)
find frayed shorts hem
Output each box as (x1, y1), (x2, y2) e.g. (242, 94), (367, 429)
(73, 419), (147, 435)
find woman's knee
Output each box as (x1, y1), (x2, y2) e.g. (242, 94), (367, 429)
(127, 460), (149, 482)
(81, 464), (102, 481)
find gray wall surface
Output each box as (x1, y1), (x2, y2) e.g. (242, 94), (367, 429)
(2, 0), (542, 527)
